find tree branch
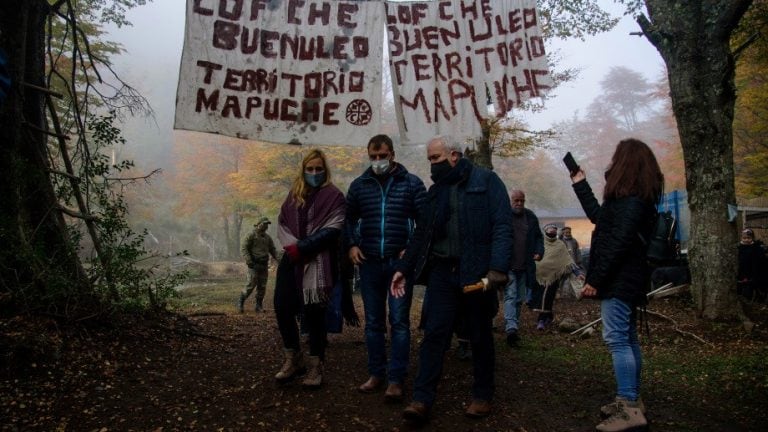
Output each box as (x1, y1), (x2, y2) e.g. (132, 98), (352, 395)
(56, 204), (98, 221)
(716, 0), (754, 39)
(48, 0), (68, 13)
(104, 168), (162, 183)
(733, 32), (760, 60)
(48, 169), (81, 181)
(645, 309), (715, 347)
(636, 13), (666, 52)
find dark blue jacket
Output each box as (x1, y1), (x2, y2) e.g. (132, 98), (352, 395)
(396, 159), (513, 287)
(513, 208), (545, 289)
(344, 163), (427, 259)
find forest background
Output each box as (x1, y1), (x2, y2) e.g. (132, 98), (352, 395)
(106, 0), (766, 265)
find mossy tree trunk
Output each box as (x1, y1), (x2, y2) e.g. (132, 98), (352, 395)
(639, 1), (752, 320)
(0, 0), (91, 315)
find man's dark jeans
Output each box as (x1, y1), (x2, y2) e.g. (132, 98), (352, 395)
(413, 259), (496, 407)
(359, 257), (413, 384)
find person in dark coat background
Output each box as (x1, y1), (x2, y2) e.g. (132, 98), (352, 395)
(501, 189), (543, 347)
(571, 138), (663, 432)
(737, 228), (768, 302)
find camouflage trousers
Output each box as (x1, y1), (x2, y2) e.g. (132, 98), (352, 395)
(242, 261), (269, 304)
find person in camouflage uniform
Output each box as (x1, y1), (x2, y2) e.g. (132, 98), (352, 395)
(239, 217), (278, 312)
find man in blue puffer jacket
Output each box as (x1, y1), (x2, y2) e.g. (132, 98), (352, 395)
(0, 48), (11, 106)
(345, 134), (427, 402)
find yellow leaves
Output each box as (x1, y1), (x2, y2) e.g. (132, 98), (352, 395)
(733, 18), (768, 198)
(171, 132), (368, 227)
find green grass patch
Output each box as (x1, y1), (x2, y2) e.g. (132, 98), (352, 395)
(646, 346), (768, 409)
(515, 334), (611, 372)
(171, 278), (246, 313)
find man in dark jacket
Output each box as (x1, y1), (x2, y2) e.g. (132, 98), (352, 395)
(391, 136), (512, 424)
(502, 190), (543, 347)
(345, 134), (427, 402)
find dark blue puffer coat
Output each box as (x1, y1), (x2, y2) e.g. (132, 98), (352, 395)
(344, 162), (427, 259)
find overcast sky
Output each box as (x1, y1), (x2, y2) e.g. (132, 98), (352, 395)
(106, 0), (666, 150)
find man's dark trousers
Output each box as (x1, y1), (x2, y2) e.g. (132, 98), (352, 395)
(412, 259), (496, 407)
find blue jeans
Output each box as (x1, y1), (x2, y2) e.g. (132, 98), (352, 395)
(413, 259), (495, 407)
(359, 258), (413, 384)
(503, 270), (526, 334)
(601, 298), (642, 401)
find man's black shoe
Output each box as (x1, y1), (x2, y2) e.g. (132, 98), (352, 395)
(403, 401), (429, 426)
(506, 330), (519, 348)
(457, 341), (472, 361)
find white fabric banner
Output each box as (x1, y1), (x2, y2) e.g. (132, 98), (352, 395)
(174, 0), (384, 146)
(385, 0), (554, 145)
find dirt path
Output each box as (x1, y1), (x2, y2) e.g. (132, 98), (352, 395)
(2, 290), (767, 431)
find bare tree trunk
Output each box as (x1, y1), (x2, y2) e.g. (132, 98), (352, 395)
(472, 123), (493, 170)
(639, 1), (752, 320)
(0, 1), (90, 311)
(232, 212), (243, 260)
(222, 216), (230, 262)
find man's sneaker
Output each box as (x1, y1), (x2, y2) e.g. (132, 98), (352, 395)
(600, 397), (646, 419)
(506, 330), (520, 348)
(595, 399), (648, 432)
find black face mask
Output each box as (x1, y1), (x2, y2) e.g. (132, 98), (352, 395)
(430, 159), (452, 182)
(545, 232), (558, 239)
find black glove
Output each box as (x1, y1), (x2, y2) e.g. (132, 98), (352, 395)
(486, 270), (508, 290)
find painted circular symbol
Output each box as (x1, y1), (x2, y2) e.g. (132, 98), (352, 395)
(346, 99), (373, 126)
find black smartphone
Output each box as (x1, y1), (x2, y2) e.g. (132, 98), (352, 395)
(563, 152), (580, 175)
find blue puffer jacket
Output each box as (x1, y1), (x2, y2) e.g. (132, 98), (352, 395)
(396, 158), (513, 287)
(344, 162), (428, 259)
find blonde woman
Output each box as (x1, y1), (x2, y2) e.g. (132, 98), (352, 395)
(273, 150), (346, 388)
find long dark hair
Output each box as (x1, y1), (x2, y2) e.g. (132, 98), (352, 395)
(603, 138), (664, 204)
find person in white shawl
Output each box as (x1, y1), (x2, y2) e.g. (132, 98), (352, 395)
(532, 224), (583, 330)
(273, 150), (346, 389)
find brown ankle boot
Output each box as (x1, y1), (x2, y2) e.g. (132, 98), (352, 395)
(274, 349), (305, 383)
(403, 401), (429, 425)
(596, 399), (648, 432)
(301, 355), (323, 389)
(358, 376), (383, 393)
(465, 399), (491, 418)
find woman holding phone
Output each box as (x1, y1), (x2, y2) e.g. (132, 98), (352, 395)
(570, 139), (663, 432)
